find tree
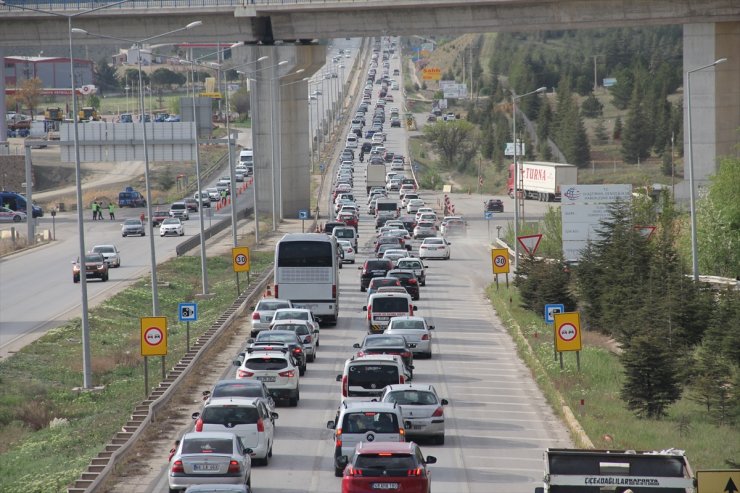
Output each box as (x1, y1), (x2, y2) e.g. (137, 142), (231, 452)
(85, 94), (100, 110)
(120, 68), (149, 92)
(613, 116), (623, 141)
(16, 78), (43, 118)
(620, 85), (651, 164)
(580, 93), (603, 118)
(94, 59), (119, 95)
(422, 120), (479, 172)
(150, 68), (185, 89)
(620, 333), (682, 419)
(594, 118), (609, 145)
(230, 86), (250, 120)
(515, 254), (576, 316)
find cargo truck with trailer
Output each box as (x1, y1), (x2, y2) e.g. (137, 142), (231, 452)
(366, 163), (386, 193)
(508, 161), (578, 202)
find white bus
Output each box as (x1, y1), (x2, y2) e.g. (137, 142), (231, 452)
(274, 233), (339, 325)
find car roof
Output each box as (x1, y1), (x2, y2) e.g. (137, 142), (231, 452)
(271, 319), (311, 326)
(342, 400), (400, 412)
(385, 383), (435, 393)
(348, 354), (402, 364)
(389, 315), (426, 323)
(204, 396), (262, 407)
(367, 292), (412, 300)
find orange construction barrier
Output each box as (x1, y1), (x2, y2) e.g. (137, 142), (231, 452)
(265, 285), (272, 297)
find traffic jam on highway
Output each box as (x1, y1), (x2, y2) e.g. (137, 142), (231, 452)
(166, 38), (460, 493)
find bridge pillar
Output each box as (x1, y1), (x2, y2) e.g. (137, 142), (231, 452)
(680, 22), (740, 199)
(0, 47), (7, 152)
(234, 44), (326, 224)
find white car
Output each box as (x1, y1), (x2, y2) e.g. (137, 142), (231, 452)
(271, 308), (321, 335)
(380, 384), (447, 444)
(191, 396), (277, 465)
(0, 206), (26, 222)
(415, 207), (435, 221)
(382, 249), (410, 263)
(419, 237), (451, 260)
(249, 298), (293, 337)
(391, 159), (405, 172)
(385, 315), (435, 358)
(206, 187), (221, 201)
(406, 199), (426, 214)
(90, 244), (121, 268)
(337, 239), (356, 264)
(159, 217), (184, 236)
(234, 347), (300, 406)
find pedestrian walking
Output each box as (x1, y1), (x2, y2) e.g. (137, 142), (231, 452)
(108, 202), (116, 220)
(91, 201), (98, 221)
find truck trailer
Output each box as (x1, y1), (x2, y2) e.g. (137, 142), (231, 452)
(508, 161), (578, 202)
(366, 163), (386, 193)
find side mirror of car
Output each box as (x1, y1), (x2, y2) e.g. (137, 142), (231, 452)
(353, 343), (362, 349)
(271, 412), (279, 420)
(314, 329), (320, 335)
(336, 374), (342, 382)
(202, 390), (211, 397)
(232, 359), (242, 366)
(244, 448), (253, 456)
(362, 306), (368, 311)
(413, 305), (418, 311)
(247, 338), (255, 344)
(428, 325), (435, 330)
(191, 412), (200, 419)
(326, 420), (336, 429)
(425, 456), (437, 464)
(249, 306), (255, 311)
(441, 398), (449, 405)
(446, 241), (451, 245)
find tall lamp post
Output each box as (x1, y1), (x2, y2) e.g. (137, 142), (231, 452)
(73, 21), (203, 316)
(1, 0), (131, 389)
(512, 86), (546, 272)
(686, 57), (727, 281)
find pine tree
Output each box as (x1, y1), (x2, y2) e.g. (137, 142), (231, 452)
(620, 333), (682, 419)
(580, 93), (603, 118)
(594, 118), (609, 145)
(620, 85), (651, 164)
(613, 116), (623, 141)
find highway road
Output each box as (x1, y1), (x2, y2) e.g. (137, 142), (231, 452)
(121, 36), (571, 493)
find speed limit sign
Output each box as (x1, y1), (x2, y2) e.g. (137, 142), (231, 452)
(232, 247), (251, 273)
(491, 248), (510, 274)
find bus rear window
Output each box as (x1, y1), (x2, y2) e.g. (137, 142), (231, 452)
(277, 241), (333, 267)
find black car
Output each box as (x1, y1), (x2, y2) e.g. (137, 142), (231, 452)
(202, 379), (276, 416)
(248, 331), (307, 375)
(324, 221), (346, 235)
(353, 334), (415, 379)
(358, 259), (395, 292)
(361, 142), (373, 153)
(484, 199), (504, 213)
(398, 215), (417, 233)
(386, 269), (420, 300)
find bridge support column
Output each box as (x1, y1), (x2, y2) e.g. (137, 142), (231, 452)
(681, 22), (740, 199)
(234, 44), (326, 223)
(0, 48), (7, 152)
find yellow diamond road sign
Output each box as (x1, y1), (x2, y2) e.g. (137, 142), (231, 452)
(697, 470), (740, 493)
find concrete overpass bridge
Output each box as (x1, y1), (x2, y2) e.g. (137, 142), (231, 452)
(1, 0), (738, 212)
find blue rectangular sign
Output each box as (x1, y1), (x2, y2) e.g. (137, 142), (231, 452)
(178, 302), (197, 322)
(298, 209), (310, 220)
(544, 303), (565, 324)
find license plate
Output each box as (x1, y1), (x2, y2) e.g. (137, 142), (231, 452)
(372, 483), (399, 490)
(193, 464), (219, 471)
(256, 376), (276, 382)
(374, 316), (389, 321)
(294, 303), (318, 311)
(413, 424), (425, 430)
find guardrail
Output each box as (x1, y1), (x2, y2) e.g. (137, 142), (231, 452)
(175, 205), (254, 256)
(68, 266), (273, 492)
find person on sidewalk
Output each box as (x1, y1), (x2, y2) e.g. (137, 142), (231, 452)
(91, 201), (98, 221)
(108, 202), (116, 220)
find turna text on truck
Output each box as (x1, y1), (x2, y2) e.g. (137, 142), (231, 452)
(508, 161), (578, 202)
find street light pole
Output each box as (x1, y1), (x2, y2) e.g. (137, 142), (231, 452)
(686, 57), (726, 281)
(512, 86), (546, 272)
(2, 0), (131, 389)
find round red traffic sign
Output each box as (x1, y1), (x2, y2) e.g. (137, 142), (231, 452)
(494, 255), (507, 267)
(143, 327), (164, 346)
(558, 323), (577, 341)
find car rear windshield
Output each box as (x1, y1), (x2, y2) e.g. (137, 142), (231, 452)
(385, 390), (438, 405)
(201, 405), (259, 425)
(257, 301), (291, 311)
(212, 382), (263, 399)
(389, 320), (425, 331)
(348, 364), (399, 388)
(365, 336), (406, 348)
(273, 311), (308, 321)
(245, 357), (288, 370)
(373, 298), (410, 312)
(365, 260), (391, 271)
(92, 246), (114, 253)
(370, 278), (399, 289)
(396, 260), (421, 269)
(274, 324), (309, 336)
(342, 411), (399, 434)
(355, 453), (415, 471)
(182, 438), (232, 454)
(333, 229), (355, 238)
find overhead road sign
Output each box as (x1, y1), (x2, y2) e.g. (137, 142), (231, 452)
(697, 470), (740, 493)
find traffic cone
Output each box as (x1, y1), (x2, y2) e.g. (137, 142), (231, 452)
(265, 285), (272, 297)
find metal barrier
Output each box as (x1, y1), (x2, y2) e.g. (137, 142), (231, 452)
(175, 205), (254, 256)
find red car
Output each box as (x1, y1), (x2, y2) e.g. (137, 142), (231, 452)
(337, 212), (358, 229)
(340, 441), (436, 493)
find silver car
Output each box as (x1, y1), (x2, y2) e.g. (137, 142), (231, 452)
(121, 218), (145, 237)
(380, 383), (448, 444)
(384, 316), (435, 358)
(90, 244), (121, 268)
(249, 298), (292, 338)
(168, 431), (252, 492)
(269, 319), (318, 362)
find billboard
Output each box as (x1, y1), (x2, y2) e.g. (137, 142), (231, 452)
(422, 67), (442, 81)
(443, 83), (468, 99)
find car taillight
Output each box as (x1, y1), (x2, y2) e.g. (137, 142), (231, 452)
(274, 284), (278, 297)
(407, 467), (425, 477)
(278, 369), (295, 377)
(171, 460), (184, 473)
(399, 375), (405, 384)
(304, 335), (312, 344)
(336, 428), (342, 447)
(252, 312), (261, 320)
(257, 417), (265, 432)
(293, 347), (302, 354)
(401, 351), (411, 358)
(194, 418), (203, 432)
(347, 466), (363, 477)
(237, 369), (254, 378)
(408, 279), (417, 284)
(342, 375), (348, 397)
(432, 406), (444, 417)
(367, 306), (372, 321)
(348, 248), (354, 253)
(421, 334), (430, 340)
(227, 460), (241, 474)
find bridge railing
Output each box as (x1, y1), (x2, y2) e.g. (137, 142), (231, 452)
(0, 0), (378, 11)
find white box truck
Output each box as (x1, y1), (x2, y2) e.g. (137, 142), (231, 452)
(366, 163), (386, 193)
(508, 161), (578, 202)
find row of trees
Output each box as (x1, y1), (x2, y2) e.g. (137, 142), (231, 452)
(514, 160), (740, 422)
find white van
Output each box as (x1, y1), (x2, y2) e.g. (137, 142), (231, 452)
(345, 134), (358, 149)
(363, 292), (416, 334)
(239, 149), (254, 175)
(331, 226), (358, 250)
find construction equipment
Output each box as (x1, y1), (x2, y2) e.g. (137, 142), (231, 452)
(78, 106), (100, 122)
(44, 107), (63, 121)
